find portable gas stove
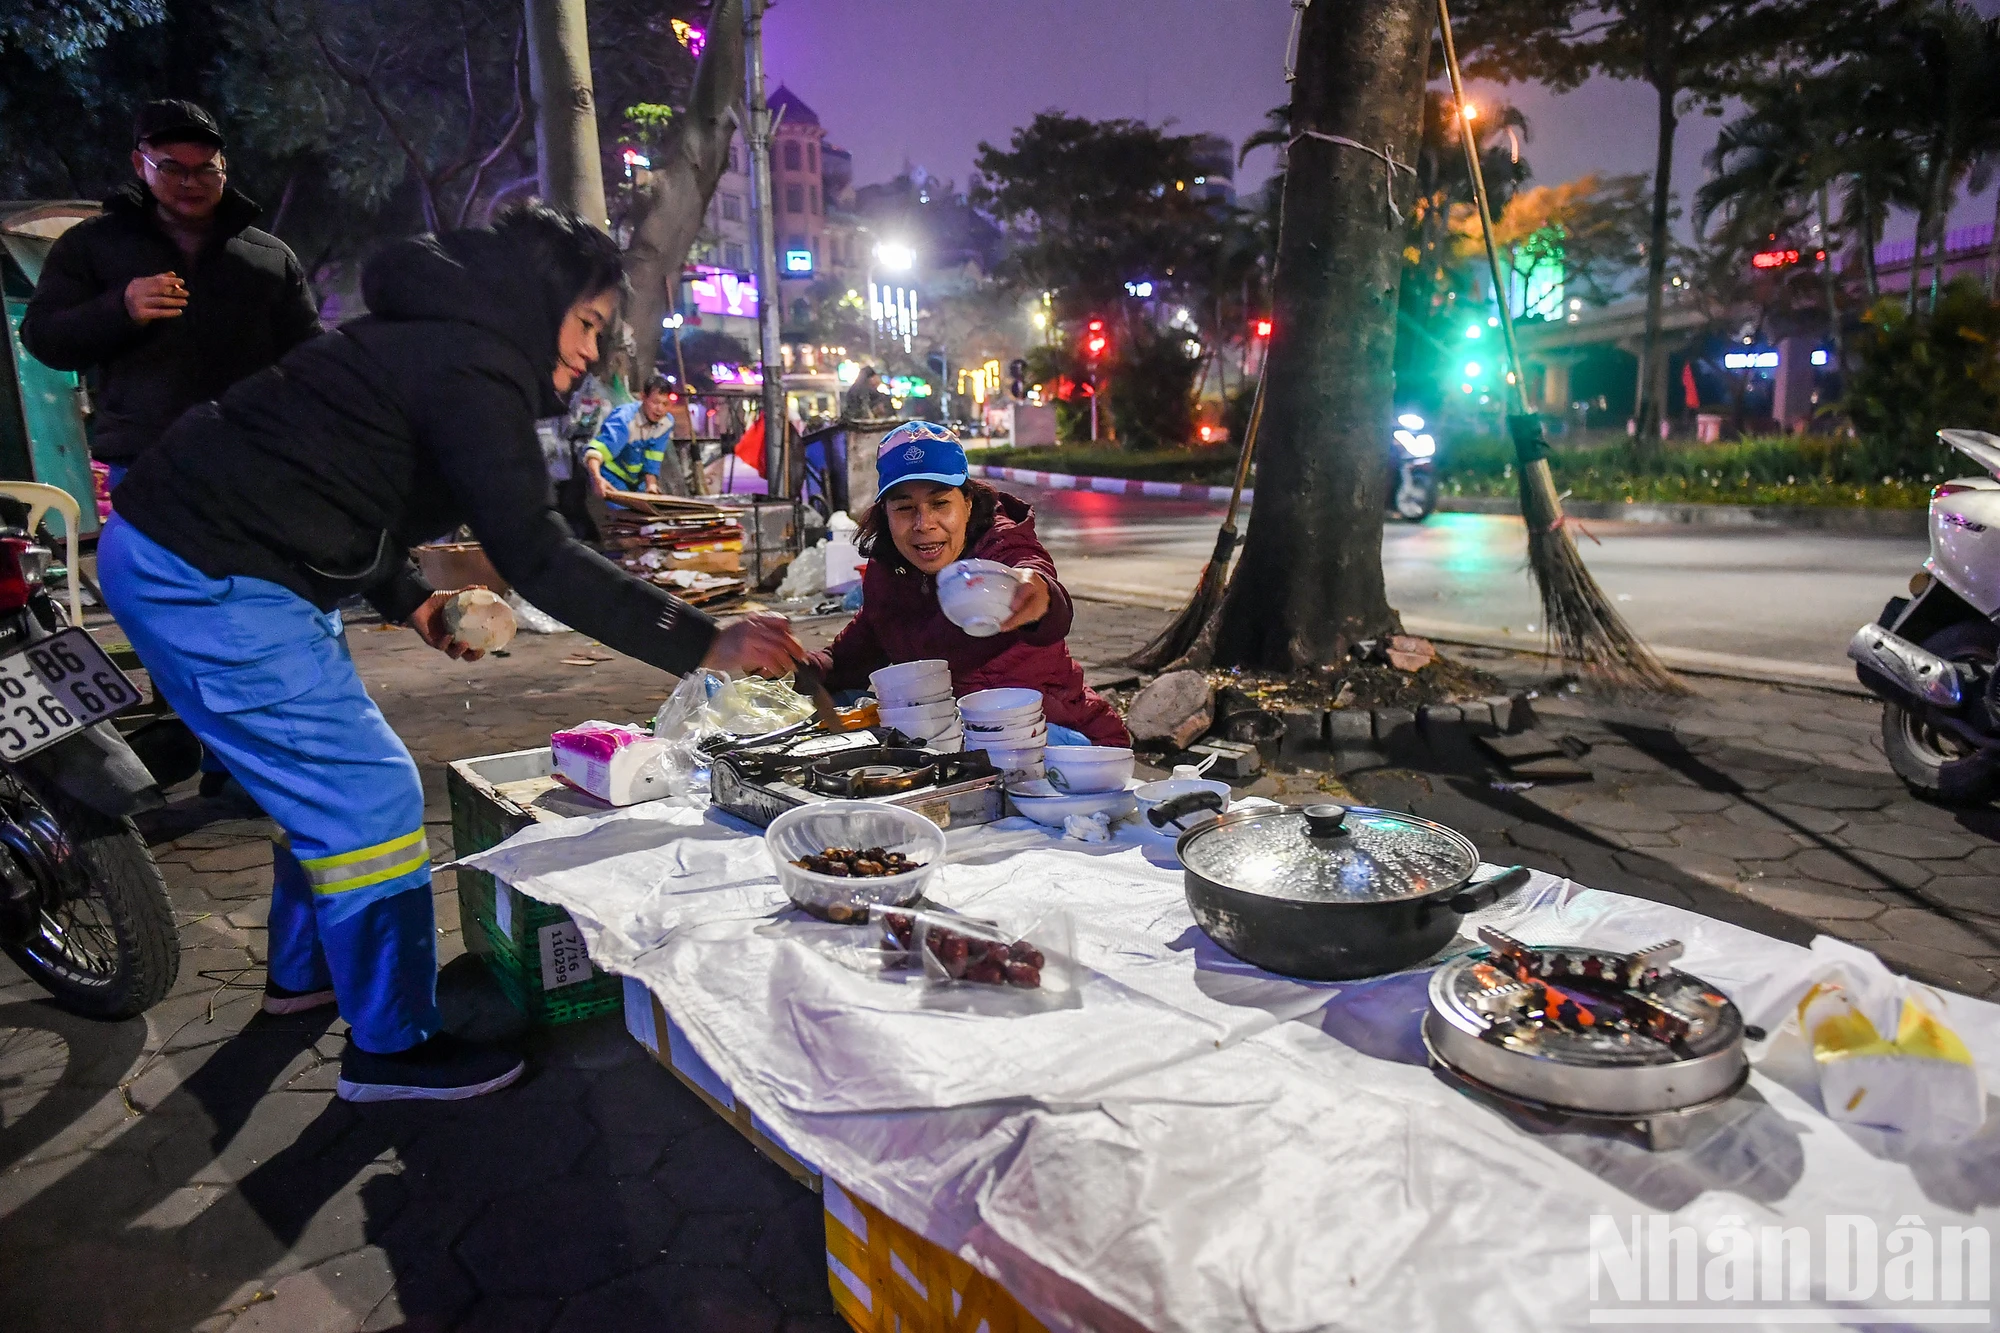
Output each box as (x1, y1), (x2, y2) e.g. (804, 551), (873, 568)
(710, 728), (1007, 830)
(1421, 926), (1749, 1150)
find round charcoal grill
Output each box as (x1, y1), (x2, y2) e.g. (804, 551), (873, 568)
(1422, 926), (1748, 1123)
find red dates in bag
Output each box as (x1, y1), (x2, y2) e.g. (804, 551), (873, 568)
(877, 910), (1044, 990)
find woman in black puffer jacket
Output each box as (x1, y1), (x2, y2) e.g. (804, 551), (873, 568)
(103, 205), (800, 1103)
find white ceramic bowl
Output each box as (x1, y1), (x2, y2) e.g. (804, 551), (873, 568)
(1040, 746), (1135, 795)
(765, 800), (946, 922)
(879, 700), (960, 735)
(936, 559), (1022, 638)
(1133, 778), (1232, 834)
(874, 686), (954, 710)
(978, 739), (1046, 782)
(870, 660), (951, 702)
(1007, 780), (1139, 828)
(957, 687), (1045, 724)
(961, 718), (1047, 746)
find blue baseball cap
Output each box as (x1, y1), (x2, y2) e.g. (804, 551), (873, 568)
(874, 421), (969, 501)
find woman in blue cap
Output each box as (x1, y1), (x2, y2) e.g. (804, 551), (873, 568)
(807, 422), (1129, 747)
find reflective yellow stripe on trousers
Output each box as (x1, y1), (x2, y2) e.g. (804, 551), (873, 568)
(298, 829), (430, 896)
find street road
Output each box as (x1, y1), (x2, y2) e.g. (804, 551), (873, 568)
(1005, 481), (1927, 671)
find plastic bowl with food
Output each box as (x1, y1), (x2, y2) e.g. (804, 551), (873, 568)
(957, 687), (1045, 724)
(1041, 745), (1135, 795)
(936, 558), (1023, 638)
(765, 800), (946, 922)
(870, 660), (952, 703)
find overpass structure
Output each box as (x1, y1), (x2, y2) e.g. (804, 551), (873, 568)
(1512, 224), (1997, 433)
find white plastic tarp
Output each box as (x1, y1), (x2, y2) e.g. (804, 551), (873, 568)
(461, 806), (2000, 1332)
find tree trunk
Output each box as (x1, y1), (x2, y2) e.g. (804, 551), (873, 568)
(1817, 184), (1848, 380)
(1858, 182), (1880, 303)
(1631, 77), (1678, 457)
(1987, 183), (2000, 301)
(1908, 145), (1943, 316)
(524, 0), (608, 227)
(1205, 0), (1431, 671)
(623, 0), (746, 386)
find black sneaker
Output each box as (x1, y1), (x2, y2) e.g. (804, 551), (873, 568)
(263, 981), (337, 1015)
(336, 1033), (525, 1103)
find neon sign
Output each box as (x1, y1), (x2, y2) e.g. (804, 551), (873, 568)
(687, 266), (758, 318)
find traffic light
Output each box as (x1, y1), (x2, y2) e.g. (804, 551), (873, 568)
(1251, 318), (1272, 340)
(1008, 358), (1027, 401)
(1084, 319), (1108, 361)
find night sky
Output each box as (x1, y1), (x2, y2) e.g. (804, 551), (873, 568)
(764, 0), (2000, 244)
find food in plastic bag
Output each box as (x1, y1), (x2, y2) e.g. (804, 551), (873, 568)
(1793, 937), (1984, 1142)
(872, 906), (1078, 995)
(551, 721), (671, 805)
(442, 588), (517, 652)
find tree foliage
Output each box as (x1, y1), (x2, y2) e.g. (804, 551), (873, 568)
(1847, 280), (2000, 474)
(1450, 0), (1868, 444)
(0, 0), (164, 67)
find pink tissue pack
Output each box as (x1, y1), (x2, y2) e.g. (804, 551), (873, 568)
(550, 721), (671, 806)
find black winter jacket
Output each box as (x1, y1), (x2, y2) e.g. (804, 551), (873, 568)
(112, 228), (720, 673)
(21, 184), (321, 464)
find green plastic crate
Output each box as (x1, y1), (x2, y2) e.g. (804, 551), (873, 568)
(448, 748), (622, 1027)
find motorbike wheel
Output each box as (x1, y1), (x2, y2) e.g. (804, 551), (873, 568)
(0, 767), (178, 1018)
(1392, 472), (1437, 522)
(1880, 620), (2000, 807)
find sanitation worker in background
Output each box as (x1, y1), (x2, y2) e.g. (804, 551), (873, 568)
(101, 205), (803, 1103)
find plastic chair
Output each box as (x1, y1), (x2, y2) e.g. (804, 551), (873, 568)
(0, 482), (83, 626)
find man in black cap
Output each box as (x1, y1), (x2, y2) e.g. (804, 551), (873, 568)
(22, 99), (322, 489)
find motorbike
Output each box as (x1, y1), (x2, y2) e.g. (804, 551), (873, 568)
(1388, 412), (1439, 522)
(1849, 428), (2000, 806)
(0, 516), (177, 1018)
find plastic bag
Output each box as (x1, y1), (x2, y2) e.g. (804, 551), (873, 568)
(651, 669), (818, 797)
(505, 592), (570, 634)
(777, 541), (827, 599)
(1792, 937), (1984, 1142)
(869, 904), (1083, 1012)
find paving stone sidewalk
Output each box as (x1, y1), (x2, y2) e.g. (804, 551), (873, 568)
(2, 597), (1996, 1331)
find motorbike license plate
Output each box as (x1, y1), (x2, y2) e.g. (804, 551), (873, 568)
(0, 628), (141, 761)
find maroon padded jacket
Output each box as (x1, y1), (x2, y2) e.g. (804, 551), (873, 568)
(810, 492), (1131, 747)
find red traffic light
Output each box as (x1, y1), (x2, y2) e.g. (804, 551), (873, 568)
(1750, 248), (1801, 270)
(1084, 318), (1108, 359)
(1251, 318), (1273, 339)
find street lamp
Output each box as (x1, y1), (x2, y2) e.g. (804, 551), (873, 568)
(865, 239), (917, 358)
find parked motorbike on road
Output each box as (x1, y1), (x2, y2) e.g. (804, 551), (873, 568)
(1388, 413), (1438, 522)
(1850, 428), (2000, 805)
(0, 520), (176, 1017)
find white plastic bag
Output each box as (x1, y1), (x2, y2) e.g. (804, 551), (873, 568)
(651, 669), (818, 797)
(777, 541), (827, 599)
(1793, 937), (1984, 1142)
(505, 592), (569, 634)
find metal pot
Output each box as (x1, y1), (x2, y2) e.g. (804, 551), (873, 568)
(1176, 802), (1530, 980)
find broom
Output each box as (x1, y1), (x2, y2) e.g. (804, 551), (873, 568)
(1435, 0), (1685, 694)
(1124, 355), (1269, 671)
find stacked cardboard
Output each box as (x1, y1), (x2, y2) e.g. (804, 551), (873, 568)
(598, 491), (747, 608)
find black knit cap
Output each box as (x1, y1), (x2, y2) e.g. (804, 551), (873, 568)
(133, 99), (224, 149)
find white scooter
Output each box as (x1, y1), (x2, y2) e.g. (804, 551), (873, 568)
(1848, 428), (2000, 805)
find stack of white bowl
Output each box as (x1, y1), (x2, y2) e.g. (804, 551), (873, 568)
(870, 660), (963, 752)
(957, 687), (1048, 781)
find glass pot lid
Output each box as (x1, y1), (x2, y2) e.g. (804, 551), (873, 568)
(1180, 804), (1481, 904)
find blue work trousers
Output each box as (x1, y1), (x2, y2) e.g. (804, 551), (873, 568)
(97, 516), (440, 1052)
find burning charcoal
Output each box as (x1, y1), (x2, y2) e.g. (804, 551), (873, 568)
(1004, 961), (1042, 989)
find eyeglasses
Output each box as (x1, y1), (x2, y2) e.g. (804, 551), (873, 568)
(140, 153), (226, 186)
